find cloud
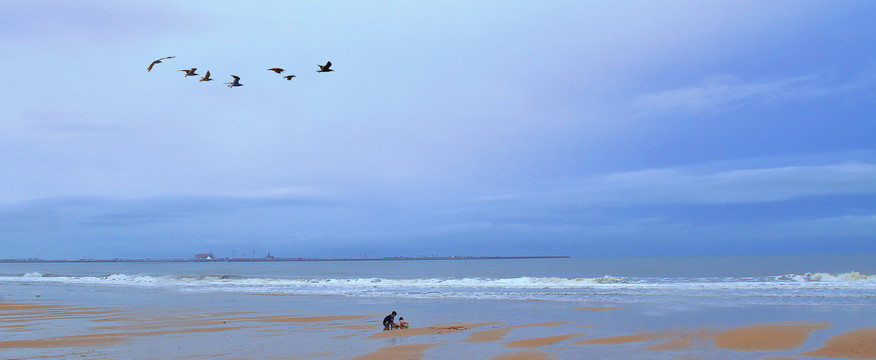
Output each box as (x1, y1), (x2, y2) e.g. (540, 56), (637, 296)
(815, 213), (876, 225)
(13, 110), (130, 134)
(471, 161), (876, 210)
(637, 72), (876, 115)
(0, 193), (327, 229)
(0, 2), (189, 47)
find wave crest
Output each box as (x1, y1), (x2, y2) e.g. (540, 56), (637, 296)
(777, 271), (876, 282)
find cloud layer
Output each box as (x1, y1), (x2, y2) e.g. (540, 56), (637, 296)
(2, 1), (876, 258)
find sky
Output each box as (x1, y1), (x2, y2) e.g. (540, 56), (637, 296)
(1, 1), (875, 259)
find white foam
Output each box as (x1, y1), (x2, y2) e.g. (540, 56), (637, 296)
(777, 271), (876, 283)
(808, 271), (876, 282)
(2, 271), (873, 302)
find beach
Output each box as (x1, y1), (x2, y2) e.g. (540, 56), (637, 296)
(1, 256), (874, 359)
(1, 297), (875, 359)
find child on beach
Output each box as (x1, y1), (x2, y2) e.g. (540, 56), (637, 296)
(398, 317), (409, 329)
(383, 311), (398, 330)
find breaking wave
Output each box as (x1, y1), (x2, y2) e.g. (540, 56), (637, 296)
(2, 271), (874, 303)
(776, 271), (876, 282)
(7, 273), (640, 289)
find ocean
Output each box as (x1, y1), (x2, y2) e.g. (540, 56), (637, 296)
(1, 254), (875, 359)
(2, 254), (874, 306)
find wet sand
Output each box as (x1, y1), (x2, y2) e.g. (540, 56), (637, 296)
(710, 322), (832, 351)
(646, 332), (696, 350)
(462, 321), (571, 342)
(490, 350), (555, 360)
(503, 332), (585, 348)
(573, 307), (625, 312)
(366, 322), (500, 339)
(799, 327), (876, 359)
(352, 343), (442, 360)
(1, 299), (874, 359)
(574, 331), (679, 345)
(0, 326), (239, 349)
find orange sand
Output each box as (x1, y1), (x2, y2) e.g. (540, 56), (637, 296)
(464, 327), (515, 342)
(367, 322), (500, 339)
(503, 332), (585, 348)
(490, 350), (556, 360)
(0, 313), (121, 323)
(0, 302), (118, 324)
(575, 331), (677, 345)
(3, 300), (874, 360)
(463, 321), (571, 342)
(646, 334), (695, 350)
(799, 327), (876, 359)
(352, 343), (442, 360)
(710, 322), (831, 351)
(0, 334), (126, 349)
(0, 302), (72, 311)
(0, 326), (240, 349)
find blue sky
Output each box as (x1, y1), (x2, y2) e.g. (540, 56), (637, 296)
(1, 1), (875, 259)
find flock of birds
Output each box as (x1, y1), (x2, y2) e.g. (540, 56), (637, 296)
(147, 56), (334, 88)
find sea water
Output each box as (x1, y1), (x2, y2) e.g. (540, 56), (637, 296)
(1, 254), (874, 306)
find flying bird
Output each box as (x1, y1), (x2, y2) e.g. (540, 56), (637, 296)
(180, 68), (198, 77)
(225, 75), (243, 88)
(267, 68), (285, 74)
(284, 75), (296, 80)
(199, 71), (213, 82)
(147, 56), (175, 72)
(317, 61), (334, 72)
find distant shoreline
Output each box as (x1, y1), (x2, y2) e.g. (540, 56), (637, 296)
(0, 255), (570, 263)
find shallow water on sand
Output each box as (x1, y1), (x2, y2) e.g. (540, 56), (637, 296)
(1, 254), (875, 359)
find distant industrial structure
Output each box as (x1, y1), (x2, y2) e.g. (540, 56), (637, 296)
(194, 252), (215, 260)
(194, 251), (275, 261)
(2, 254), (569, 263)
(189, 252), (569, 262)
